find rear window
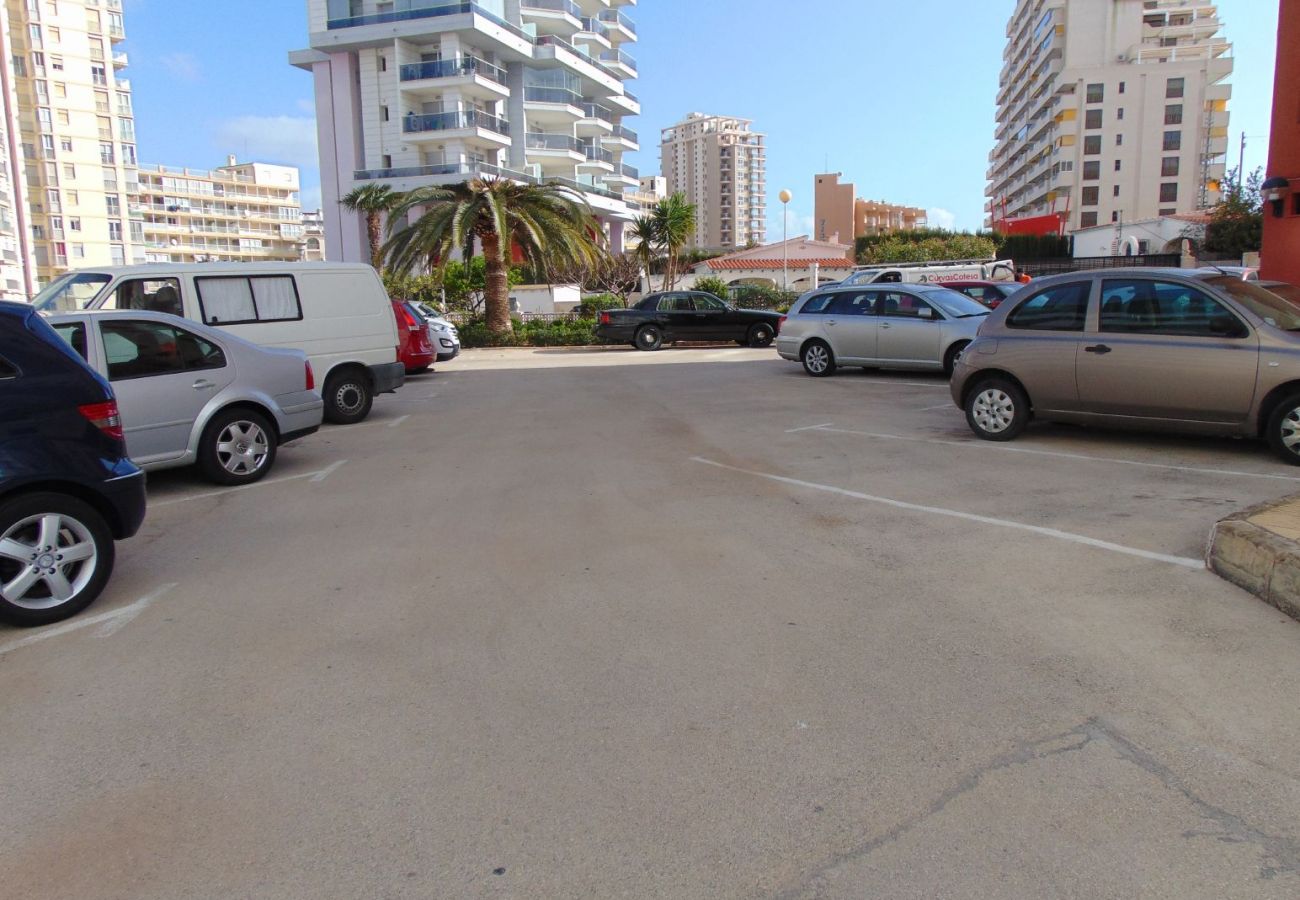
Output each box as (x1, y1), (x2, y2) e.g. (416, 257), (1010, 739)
(799, 293), (836, 314)
(196, 275), (302, 325)
(1006, 282), (1090, 331)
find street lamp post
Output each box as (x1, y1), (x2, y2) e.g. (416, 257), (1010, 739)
(779, 189), (792, 292)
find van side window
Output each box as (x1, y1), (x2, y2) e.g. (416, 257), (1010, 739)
(196, 275), (301, 325)
(105, 278), (182, 315)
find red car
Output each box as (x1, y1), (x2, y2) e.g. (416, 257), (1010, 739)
(393, 300), (434, 374)
(942, 280), (1021, 309)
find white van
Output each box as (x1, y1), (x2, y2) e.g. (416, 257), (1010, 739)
(839, 259), (1016, 287)
(31, 262), (403, 424)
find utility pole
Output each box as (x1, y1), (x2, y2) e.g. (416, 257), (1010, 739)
(1239, 132), (1247, 190)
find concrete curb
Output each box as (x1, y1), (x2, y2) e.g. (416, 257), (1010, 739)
(1207, 493), (1300, 622)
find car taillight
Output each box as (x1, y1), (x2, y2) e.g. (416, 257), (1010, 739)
(599, 311), (611, 326)
(777, 315), (787, 332)
(305, 361), (315, 391)
(79, 400), (124, 441)
(401, 306), (421, 331)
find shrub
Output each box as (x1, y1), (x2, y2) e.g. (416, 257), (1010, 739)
(693, 276), (732, 300)
(458, 316), (598, 348)
(573, 293), (625, 317)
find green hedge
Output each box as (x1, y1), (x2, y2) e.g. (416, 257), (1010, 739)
(458, 317), (598, 348)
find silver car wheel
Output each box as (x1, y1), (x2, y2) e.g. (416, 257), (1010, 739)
(216, 420), (271, 476)
(1281, 408), (1300, 454)
(805, 345), (829, 373)
(972, 389), (1016, 434)
(0, 513), (98, 610)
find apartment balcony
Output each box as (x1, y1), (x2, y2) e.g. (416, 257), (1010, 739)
(603, 164), (638, 188)
(574, 18), (613, 50)
(399, 57), (509, 101)
(403, 110), (512, 148)
(576, 102), (615, 136)
(534, 36), (623, 92)
(520, 0), (582, 36)
(597, 9), (636, 43)
(605, 91), (640, 115)
(601, 124), (638, 151)
(598, 49), (636, 78)
(112, 51), (129, 69)
(523, 86), (585, 123)
(526, 132), (586, 164)
(577, 142), (615, 172)
(108, 25), (126, 43)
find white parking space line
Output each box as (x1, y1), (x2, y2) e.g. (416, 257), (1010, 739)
(786, 423), (836, 433)
(691, 457), (1205, 570)
(919, 404), (953, 411)
(388, 414), (411, 429)
(0, 583), (178, 657)
(799, 425), (1300, 484)
(153, 462), (349, 507)
(837, 379), (951, 389)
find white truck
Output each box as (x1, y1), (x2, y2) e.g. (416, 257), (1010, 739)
(838, 259), (1016, 287)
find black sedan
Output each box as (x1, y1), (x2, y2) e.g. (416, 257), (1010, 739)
(595, 291), (785, 351)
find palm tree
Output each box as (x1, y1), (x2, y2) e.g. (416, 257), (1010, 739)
(340, 184), (400, 271)
(653, 193), (696, 290)
(384, 178), (605, 335)
(629, 215), (660, 292)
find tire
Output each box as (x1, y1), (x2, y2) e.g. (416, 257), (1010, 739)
(747, 323), (776, 348)
(943, 341), (970, 377)
(197, 407), (278, 486)
(0, 493), (115, 627)
(635, 325), (663, 352)
(1265, 393), (1300, 465)
(323, 368), (374, 424)
(801, 340), (836, 377)
(965, 377), (1030, 441)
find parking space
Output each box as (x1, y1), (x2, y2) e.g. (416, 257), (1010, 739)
(1, 349), (1298, 899)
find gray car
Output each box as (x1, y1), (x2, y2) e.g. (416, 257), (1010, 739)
(950, 268), (1300, 464)
(776, 283), (990, 376)
(47, 310), (323, 484)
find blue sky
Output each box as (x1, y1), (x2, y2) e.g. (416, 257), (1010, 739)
(123, 0), (1279, 238)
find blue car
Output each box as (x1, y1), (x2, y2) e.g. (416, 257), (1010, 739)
(0, 300), (146, 626)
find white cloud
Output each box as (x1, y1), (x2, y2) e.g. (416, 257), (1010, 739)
(213, 115), (319, 171)
(296, 98), (317, 115)
(159, 52), (201, 83)
(927, 207), (957, 231)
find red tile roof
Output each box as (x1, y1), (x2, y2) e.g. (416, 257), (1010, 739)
(705, 257), (854, 271)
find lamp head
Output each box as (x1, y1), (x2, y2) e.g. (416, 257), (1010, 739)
(779, 189), (792, 204)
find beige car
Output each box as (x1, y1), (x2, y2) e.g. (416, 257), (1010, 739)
(950, 269), (1300, 464)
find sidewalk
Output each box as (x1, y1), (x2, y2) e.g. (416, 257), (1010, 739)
(1209, 493), (1300, 621)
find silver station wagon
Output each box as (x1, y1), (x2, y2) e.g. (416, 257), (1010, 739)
(777, 283), (990, 376)
(950, 269), (1300, 464)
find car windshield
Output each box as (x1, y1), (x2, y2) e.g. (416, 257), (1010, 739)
(1259, 282), (1300, 307)
(31, 271), (112, 312)
(923, 288), (992, 318)
(1203, 276), (1300, 331)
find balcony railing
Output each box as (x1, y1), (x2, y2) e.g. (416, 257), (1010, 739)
(327, 1), (530, 41)
(580, 103), (613, 122)
(524, 86), (582, 106)
(609, 124), (638, 143)
(599, 49), (637, 72)
(578, 18), (612, 39)
(351, 161), (637, 206)
(597, 9), (636, 34)
(400, 56), (506, 85)
(527, 133), (581, 152)
(581, 144), (613, 164)
(403, 110), (509, 135)
(620, 163), (638, 179)
(521, 0), (581, 15)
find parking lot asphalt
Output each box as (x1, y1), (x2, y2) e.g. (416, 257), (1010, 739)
(2, 346), (1298, 899)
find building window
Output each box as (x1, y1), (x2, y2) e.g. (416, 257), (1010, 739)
(379, 55), (387, 72)
(1080, 212), (1099, 228)
(1118, 81), (1125, 94)
(68, 216), (80, 231)
(1162, 157), (1180, 177)
(1163, 131), (1181, 151)
(1085, 109), (1103, 129)
(1159, 208), (1177, 216)
(1160, 183), (1178, 204)
(1116, 134), (1124, 146)
(1111, 211), (1119, 223)
(1086, 83), (1104, 104)
(90, 64), (105, 85)
(1083, 135), (1102, 155)
(1166, 77), (1184, 99)
(1117, 108), (1124, 121)
(1113, 185), (1121, 197)
(60, 137), (72, 152)
(108, 221), (122, 241)
(1081, 186), (1100, 206)
(1083, 160), (1100, 180)
(1114, 160), (1122, 172)
(1164, 104), (1183, 125)
(381, 105), (389, 122)
(51, 55), (63, 72)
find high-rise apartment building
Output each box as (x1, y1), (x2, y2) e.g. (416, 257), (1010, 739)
(291, 0), (640, 263)
(1, 0), (139, 291)
(814, 173), (927, 244)
(660, 112), (766, 250)
(135, 157), (306, 264)
(986, 0), (1232, 233)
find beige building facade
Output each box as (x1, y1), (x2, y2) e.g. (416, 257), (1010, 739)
(987, 0), (1232, 233)
(135, 158), (305, 264)
(3, 0), (139, 291)
(814, 173), (928, 244)
(661, 112), (766, 250)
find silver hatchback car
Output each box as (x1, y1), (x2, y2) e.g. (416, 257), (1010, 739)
(950, 269), (1300, 464)
(777, 283), (990, 376)
(47, 310), (323, 484)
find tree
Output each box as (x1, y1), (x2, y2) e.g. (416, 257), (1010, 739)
(693, 275), (732, 300)
(340, 184), (400, 270)
(1204, 167), (1263, 257)
(629, 215), (660, 290)
(653, 193), (696, 290)
(858, 231), (998, 265)
(383, 178), (606, 335)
